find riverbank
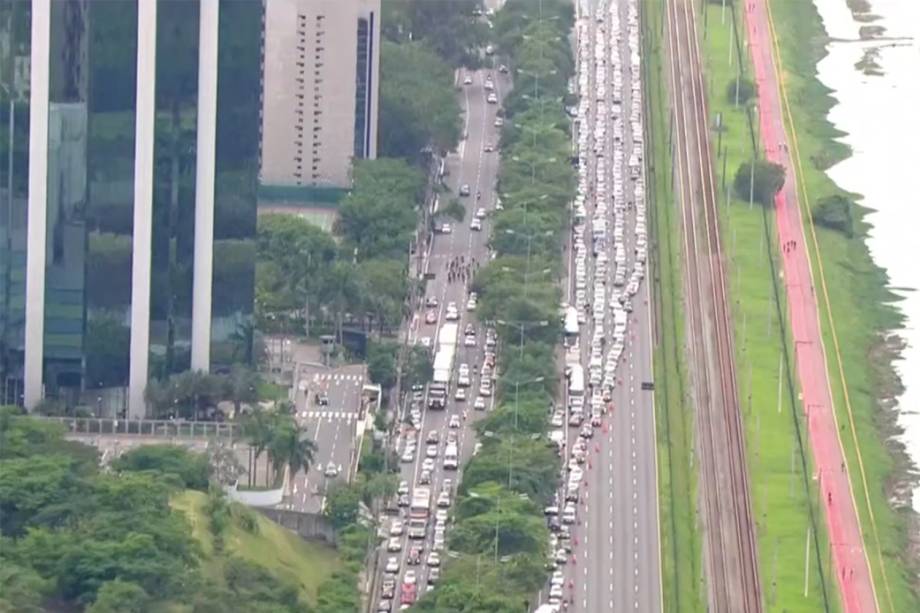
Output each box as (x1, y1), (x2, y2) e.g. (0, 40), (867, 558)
(764, 0), (920, 608)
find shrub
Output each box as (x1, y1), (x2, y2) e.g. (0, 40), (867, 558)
(812, 194), (854, 237)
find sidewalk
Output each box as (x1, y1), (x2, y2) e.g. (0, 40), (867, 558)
(743, 1), (878, 611)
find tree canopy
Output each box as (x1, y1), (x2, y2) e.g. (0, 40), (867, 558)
(0, 408), (316, 612)
(378, 41), (462, 159)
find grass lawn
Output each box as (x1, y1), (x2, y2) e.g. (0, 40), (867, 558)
(642, 2), (704, 611)
(697, 3), (839, 611)
(764, 0), (920, 609)
(171, 490), (340, 604)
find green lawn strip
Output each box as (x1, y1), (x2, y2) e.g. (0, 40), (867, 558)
(642, 1), (704, 611)
(767, 1), (920, 608)
(171, 490), (341, 604)
(698, 4), (837, 610)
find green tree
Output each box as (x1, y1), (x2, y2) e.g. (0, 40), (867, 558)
(87, 580), (150, 613)
(0, 554), (53, 612)
(733, 160), (786, 206)
(110, 445), (210, 491)
(256, 213), (337, 337)
(727, 77), (756, 105)
(317, 261), (366, 345)
(367, 341), (398, 388)
(378, 41), (462, 159)
(403, 345), (434, 391)
(812, 194), (854, 237)
(0, 455), (84, 535)
(324, 482), (362, 529)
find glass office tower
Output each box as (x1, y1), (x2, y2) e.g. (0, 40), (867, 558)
(0, 0), (259, 416)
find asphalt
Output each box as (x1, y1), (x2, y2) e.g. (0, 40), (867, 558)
(288, 363), (366, 514)
(557, 1), (662, 611)
(371, 61), (507, 608)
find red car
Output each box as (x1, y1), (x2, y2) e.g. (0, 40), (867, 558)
(400, 583), (417, 605)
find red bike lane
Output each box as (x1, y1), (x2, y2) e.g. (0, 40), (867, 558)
(742, 1), (878, 611)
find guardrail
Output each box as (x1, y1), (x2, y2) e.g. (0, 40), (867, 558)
(47, 416), (241, 440)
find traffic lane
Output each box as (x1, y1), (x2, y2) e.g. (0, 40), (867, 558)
(296, 411), (331, 512)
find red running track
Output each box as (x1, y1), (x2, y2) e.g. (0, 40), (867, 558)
(742, 1), (878, 611)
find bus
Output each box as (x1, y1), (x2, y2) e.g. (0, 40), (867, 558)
(568, 364), (585, 398)
(563, 306), (579, 343)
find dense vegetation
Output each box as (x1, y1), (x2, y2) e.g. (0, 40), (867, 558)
(256, 159), (423, 343)
(0, 408), (330, 612)
(414, 1), (577, 610)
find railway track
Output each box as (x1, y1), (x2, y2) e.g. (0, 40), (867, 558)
(663, 0), (763, 611)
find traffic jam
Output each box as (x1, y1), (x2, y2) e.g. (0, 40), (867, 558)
(540, 0), (648, 609)
(374, 64), (504, 612)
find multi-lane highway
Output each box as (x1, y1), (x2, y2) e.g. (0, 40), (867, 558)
(552, 0), (662, 611)
(371, 60), (508, 610)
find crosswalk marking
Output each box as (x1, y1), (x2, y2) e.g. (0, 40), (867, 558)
(311, 373), (365, 383)
(300, 411), (357, 422)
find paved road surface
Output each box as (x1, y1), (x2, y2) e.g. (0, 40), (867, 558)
(370, 60), (507, 609)
(745, 1), (879, 610)
(557, 1), (662, 611)
(289, 363), (366, 514)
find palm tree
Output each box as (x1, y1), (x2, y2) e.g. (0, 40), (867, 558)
(267, 418), (318, 496)
(242, 410), (276, 487)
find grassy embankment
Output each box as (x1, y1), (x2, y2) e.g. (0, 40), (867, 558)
(765, 0), (919, 609)
(171, 490), (341, 605)
(641, 1), (703, 611)
(698, 2), (838, 611)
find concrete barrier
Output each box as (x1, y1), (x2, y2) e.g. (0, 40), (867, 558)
(258, 507), (337, 544)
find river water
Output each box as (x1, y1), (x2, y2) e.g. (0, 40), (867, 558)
(812, 0), (920, 509)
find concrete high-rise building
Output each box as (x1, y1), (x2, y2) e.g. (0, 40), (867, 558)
(259, 0), (380, 193)
(0, 0), (262, 417)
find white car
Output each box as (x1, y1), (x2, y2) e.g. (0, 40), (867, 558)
(470, 218), (482, 231)
(386, 556), (400, 573)
(426, 444), (439, 458)
(474, 397), (486, 411)
(422, 458), (436, 472)
(398, 480), (409, 495)
(437, 491), (451, 508)
(441, 223), (452, 234)
(484, 142), (494, 152)
(449, 415), (461, 428)
(463, 75), (473, 85)
(403, 570), (417, 585)
(455, 388), (466, 401)
(487, 92), (498, 104)
(494, 116), (504, 127)
(390, 520), (404, 536)
(427, 551), (441, 567)
(475, 207), (487, 219)
(387, 537), (402, 552)
(464, 334), (477, 347)
(324, 462), (339, 477)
